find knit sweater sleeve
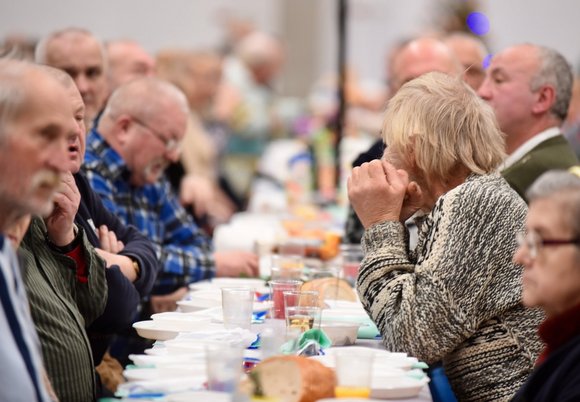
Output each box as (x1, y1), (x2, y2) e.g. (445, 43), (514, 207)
(357, 175), (527, 364)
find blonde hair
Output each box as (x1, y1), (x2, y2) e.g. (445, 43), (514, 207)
(383, 72), (505, 181)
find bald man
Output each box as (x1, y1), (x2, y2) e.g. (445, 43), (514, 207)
(444, 32), (488, 90)
(106, 39), (155, 95)
(345, 37), (461, 243)
(36, 28), (108, 129)
(478, 44), (579, 198)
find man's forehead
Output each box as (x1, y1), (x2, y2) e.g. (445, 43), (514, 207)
(47, 35), (104, 66)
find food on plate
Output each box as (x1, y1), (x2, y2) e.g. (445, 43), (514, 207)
(244, 356), (336, 402)
(301, 278), (357, 302)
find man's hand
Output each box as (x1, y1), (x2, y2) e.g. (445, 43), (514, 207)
(97, 225), (124, 253)
(179, 174), (214, 218)
(95, 225), (137, 282)
(215, 251), (259, 278)
(347, 159), (410, 228)
(45, 172), (81, 246)
(150, 287), (188, 313)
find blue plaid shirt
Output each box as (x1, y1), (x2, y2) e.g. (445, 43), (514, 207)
(83, 129), (215, 295)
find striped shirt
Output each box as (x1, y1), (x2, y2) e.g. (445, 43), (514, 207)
(20, 217), (107, 402)
(83, 129), (214, 295)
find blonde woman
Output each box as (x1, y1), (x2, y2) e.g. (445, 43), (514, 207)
(348, 72), (544, 401)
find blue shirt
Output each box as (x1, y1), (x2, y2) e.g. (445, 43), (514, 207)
(83, 129), (215, 295)
(0, 235), (51, 401)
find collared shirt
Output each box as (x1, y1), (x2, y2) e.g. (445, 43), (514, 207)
(0, 235), (51, 402)
(500, 127), (561, 170)
(83, 129), (215, 295)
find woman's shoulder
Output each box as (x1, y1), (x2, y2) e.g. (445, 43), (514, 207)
(446, 172), (525, 210)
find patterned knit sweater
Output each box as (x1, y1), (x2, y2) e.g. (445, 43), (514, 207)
(358, 173), (544, 402)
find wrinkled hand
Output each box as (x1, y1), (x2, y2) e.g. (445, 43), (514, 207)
(215, 250), (260, 278)
(45, 172), (81, 246)
(400, 180), (424, 222)
(347, 159), (410, 228)
(150, 287), (188, 314)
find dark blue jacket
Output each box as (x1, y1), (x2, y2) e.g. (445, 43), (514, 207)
(512, 334), (580, 402)
(74, 171), (159, 364)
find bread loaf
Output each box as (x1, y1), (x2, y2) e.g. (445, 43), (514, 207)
(301, 278), (357, 302)
(250, 356), (336, 402)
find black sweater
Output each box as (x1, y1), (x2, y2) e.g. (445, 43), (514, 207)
(74, 171), (159, 364)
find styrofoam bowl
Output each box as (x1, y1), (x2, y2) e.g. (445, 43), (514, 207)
(320, 321), (361, 346)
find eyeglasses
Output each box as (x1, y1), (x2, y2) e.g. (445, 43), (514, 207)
(131, 116), (180, 153)
(516, 230), (580, 259)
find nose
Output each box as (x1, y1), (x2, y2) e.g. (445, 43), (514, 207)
(74, 74), (90, 95)
(47, 135), (70, 173)
(165, 147), (181, 163)
(513, 244), (531, 267)
(477, 78), (491, 100)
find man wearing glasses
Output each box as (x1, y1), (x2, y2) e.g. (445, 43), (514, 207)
(83, 77), (258, 360)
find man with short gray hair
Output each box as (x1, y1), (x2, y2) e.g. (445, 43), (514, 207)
(36, 28), (108, 130)
(478, 43), (579, 198)
(83, 77), (258, 360)
(0, 59), (73, 402)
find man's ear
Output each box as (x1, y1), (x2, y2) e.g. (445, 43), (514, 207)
(532, 85), (556, 115)
(116, 114), (132, 145)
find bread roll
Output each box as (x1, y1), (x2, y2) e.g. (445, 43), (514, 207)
(301, 278), (357, 302)
(250, 356), (336, 402)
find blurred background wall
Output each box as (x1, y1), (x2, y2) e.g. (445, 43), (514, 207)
(1, 0), (579, 97)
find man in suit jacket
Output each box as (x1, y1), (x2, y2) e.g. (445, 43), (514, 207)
(478, 44), (579, 199)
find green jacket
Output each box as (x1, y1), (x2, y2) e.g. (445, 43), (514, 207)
(502, 135), (579, 199)
(20, 217), (107, 402)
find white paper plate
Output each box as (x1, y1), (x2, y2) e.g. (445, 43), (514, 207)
(314, 348), (417, 370)
(133, 320), (180, 341)
(129, 353), (206, 367)
(167, 391), (232, 402)
(371, 376), (430, 399)
(123, 367), (206, 382)
(150, 312), (212, 331)
(188, 278), (267, 292)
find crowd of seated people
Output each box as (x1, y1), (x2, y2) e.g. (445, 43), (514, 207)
(1, 21), (580, 402)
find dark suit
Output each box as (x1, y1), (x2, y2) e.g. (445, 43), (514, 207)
(502, 134), (579, 199)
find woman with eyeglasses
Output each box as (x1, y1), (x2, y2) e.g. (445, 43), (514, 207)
(512, 170), (580, 402)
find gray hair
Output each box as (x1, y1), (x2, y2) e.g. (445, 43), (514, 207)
(527, 170), (580, 238)
(0, 60), (34, 140)
(35, 27), (107, 68)
(383, 72), (505, 181)
(36, 64), (76, 89)
(102, 77), (188, 121)
(529, 45), (573, 122)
